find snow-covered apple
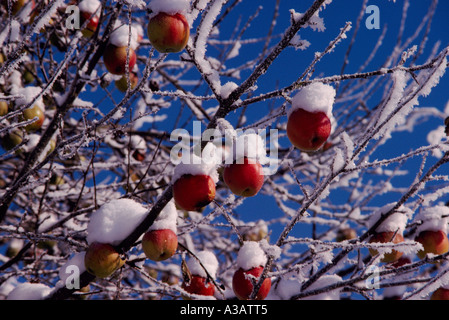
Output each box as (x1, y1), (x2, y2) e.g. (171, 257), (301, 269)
(223, 157), (264, 197)
(415, 229), (449, 260)
(182, 275), (215, 299)
(287, 83), (335, 152)
(173, 174), (216, 211)
(232, 265), (271, 300)
(287, 108), (331, 152)
(84, 242), (125, 278)
(368, 231), (404, 263)
(21, 105), (45, 132)
(103, 44), (137, 75)
(142, 228), (178, 261)
(147, 12), (190, 53)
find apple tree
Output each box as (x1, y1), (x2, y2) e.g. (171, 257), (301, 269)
(1, 0), (449, 300)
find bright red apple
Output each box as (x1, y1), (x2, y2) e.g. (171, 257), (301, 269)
(173, 174), (216, 211)
(287, 108), (331, 152)
(368, 231), (404, 263)
(431, 287), (449, 300)
(103, 44), (137, 75)
(223, 157), (264, 197)
(80, 10), (99, 38)
(147, 12), (190, 53)
(84, 242), (125, 278)
(142, 228), (178, 261)
(232, 266), (271, 300)
(182, 275), (215, 299)
(21, 105), (45, 132)
(415, 229), (449, 260)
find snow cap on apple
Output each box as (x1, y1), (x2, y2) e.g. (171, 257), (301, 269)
(86, 198), (148, 246)
(148, 0), (190, 16)
(236, 241), (267, 271)
(148, 200), (178, 232)
(367, 202), (411, 233)
(109, 22), (139, 50)
(79, 0), (101, 14)
(12, 85), (45, 111)
(7, 282), (52, 300)
(225, 132), (269, 165)
(288, 82), (335, 118)
(415, 205), (449, 234)
(171, 151), (220, 185)
(186, 250), (219, 279)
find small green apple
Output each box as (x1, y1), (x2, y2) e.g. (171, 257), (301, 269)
(84, 242), (125, 278)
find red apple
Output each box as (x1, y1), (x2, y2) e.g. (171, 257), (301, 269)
(232, 266), (271, 300)
(223, 157), (264, 197)
(287, 108), (331, 152)
(80, 10), (99, 38)
(103, 44), (137, 75)
(21, 105), (45, 132)
(368, 231), (404, 263)
(115, 71), (138, 92)
(142, 229), (178, 261)
(173, 174), (216, 211)
(415, 230), (449, 260)
(431, 287), (449, 300)
(182, 275), (215, 299)
(147, 12), (190, 53)
(84, 242), (125, 278)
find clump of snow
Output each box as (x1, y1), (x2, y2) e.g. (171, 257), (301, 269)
(367, 203), (412, 233)
(171, 151), (219, 184)
(427, 126), (448, 158)
(148, 200), (178, 232)
(225, 132), (269, 165)
(7, 283), (52, 300)
(186, 250), (219, 279)
(289, 82), (335, 117)
(220, 81), (238, 99)
(415, 205), (449, 234)
(58, 252), (86, 285)
(109, 23), (139, 49)
(236, 241), (267, 271)
(12, 86), (45, 110)
(148, 0), (190, 16)
(79, 0), (101, 14)
(86, 198), (148, 246)
(302, 275), (342, 300)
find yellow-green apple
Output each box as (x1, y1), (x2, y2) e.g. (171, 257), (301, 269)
(21, 105), (45, 132)
(115, 71), (138, 92)
(223, 157), (264, 197)
(147, 12), (190, 53)
(368, 231), (404, 263)
(84, 242), (125, 278)
(232, 266), (271, 300)
(287, 108), (331, 152)
(2, 129), (23, 151)
(431, 287), (449, 300)
(336, 228), (357, 242)
(0, 101), (8, 116)
(415, 230), (449, 260)
(80, 10), (99, 38)
(173, 174), (216, 211)
(142, 229), (178, 261)
(182, 275), (215, 299)
(103, 44), (137, 75)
